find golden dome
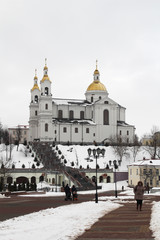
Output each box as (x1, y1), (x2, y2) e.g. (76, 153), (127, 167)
(34, 75), (38, 80)
(31, 84), (40, 91)
(44, 65), (48, 70)
(94, 69), (99, 75)
(41, 75), (51, 83)
(87, 81), (106, 91)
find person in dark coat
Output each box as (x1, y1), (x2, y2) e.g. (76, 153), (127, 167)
(134, 181), (145, 211)
(64, 184), (71, 201)
(145, 183), (150, 194)
(71, 185), (78, 201)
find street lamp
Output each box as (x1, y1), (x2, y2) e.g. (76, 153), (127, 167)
(113, 160), (118, 198)
(88, 148), (101, 203)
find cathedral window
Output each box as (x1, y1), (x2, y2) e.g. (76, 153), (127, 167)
(63, 127), (67, 133)
(103, 109), (109, 125)
(58, 110), (63, 119)
(75, 128), (78, 133)
(99, 96), (101, 100)
(80, 111), (84, 119)
(45, 103), (48, 110)
(127, 130), (129, 135)
(55, 130), (57, 134)
(86, 128), (89, 133)
(45, 87), (49, 95)
(34, 95), (38, 103)
(45, 123), (48, 132)
(120, 130), (122, 135)
(91, 97), (93, 102)
(69, 110), (74, 119)
(104, 101), (108, 104)
(35, 110), (37, 116)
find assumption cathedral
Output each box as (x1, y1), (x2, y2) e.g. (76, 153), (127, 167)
(29, 60), (135, 144)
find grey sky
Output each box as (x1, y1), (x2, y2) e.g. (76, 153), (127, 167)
(0, 0), (160, 138)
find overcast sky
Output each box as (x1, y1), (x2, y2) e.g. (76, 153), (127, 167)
(0, 0), (160, 138)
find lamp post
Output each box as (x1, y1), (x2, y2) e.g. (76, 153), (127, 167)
(113, 160), (118, 198)
(88, 148), (101, 203)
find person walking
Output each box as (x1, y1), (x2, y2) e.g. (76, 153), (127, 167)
(134, 181), (145, 211)
(71, 185), (78, 201)
(64, 184), (71, 201)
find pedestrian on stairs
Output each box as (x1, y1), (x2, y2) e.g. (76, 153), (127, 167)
(134, 181), (145, 211)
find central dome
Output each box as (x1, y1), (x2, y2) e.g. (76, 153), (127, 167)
(87, 81), (107, 91)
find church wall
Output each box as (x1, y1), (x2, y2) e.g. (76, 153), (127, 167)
(53, 123), (96, 144)
(38, 118), (53, 141)
(117, 126), (135, 143)
(117, 107), (125, 121)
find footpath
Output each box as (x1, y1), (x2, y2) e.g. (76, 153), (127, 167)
(76, 195), (158, 240)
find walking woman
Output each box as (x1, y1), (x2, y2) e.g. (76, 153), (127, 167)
(134, 181), (145, 211)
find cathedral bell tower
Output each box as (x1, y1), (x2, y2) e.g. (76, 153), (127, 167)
(38, 59), (53, 141)
(29, 69), (40, 141)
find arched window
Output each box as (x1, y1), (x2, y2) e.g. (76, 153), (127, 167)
(45, 103), (48, 110)
(69, 110), (74, 119)
(80, 111), (84, 119)
(91, 96), (93, 102)
(45, 87), (49, 95)
(103, 109), (109, 125)
(58, 110), (63, 119)
(45, 123), (48, 132)
(34, 95), (38, 103)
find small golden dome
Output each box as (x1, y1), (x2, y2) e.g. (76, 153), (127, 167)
(40, 75), (51, 83)
(87, 81), (106, 91)
(31, 84), (40, 91)
(94, 69), (99, 75)
(44, 65), (48, 70)
(34, 75), (38, 80)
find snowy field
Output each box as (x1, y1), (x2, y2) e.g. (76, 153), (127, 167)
(0, 144), (152, 170)
(0, 181), (160, 240)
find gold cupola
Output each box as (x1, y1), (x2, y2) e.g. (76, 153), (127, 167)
(41, 58), (51, 83)
(31, 69), (40, 91)
(87, 60), (107, 91)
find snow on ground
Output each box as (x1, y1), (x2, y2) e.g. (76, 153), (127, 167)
(57, 145), (151, 171)
(0, 144), (43, 168)
(0, 201), (121, 240)
(150, 201), (160, 240)
(1, 181), (160, 240)
(0, 143), (152, 171)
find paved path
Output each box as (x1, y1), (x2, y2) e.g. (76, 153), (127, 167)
(77, 195), (158, 240)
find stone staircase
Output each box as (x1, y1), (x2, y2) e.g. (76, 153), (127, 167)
(30, 142), (96, 190)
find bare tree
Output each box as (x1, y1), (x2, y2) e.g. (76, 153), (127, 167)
(131, 134), (141, 162)
(0, 144), (12, 191)
(109, 135), (130, 162)
(143, 126), (160, 159)
(15, 125), (22, 151)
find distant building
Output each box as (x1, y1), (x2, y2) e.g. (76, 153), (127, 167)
(141, 135), (152, 146)
(29, 60), (135, 144)
(8, 125), (29, 144)
(128, 159), (160, 187)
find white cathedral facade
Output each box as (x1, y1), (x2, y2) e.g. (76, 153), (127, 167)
(29, 61), (135, 144)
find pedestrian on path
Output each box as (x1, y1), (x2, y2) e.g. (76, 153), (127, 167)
(134, 181), (145, 211)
